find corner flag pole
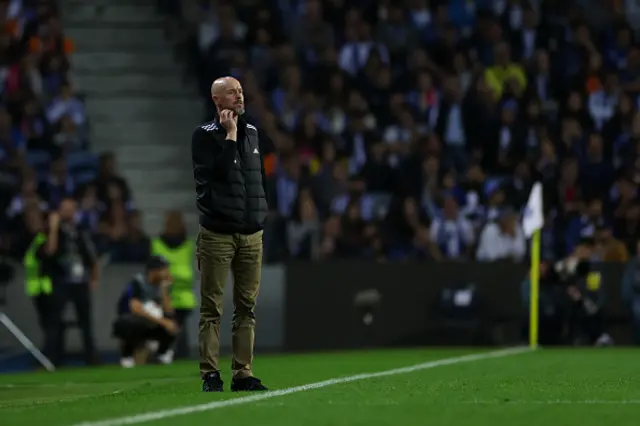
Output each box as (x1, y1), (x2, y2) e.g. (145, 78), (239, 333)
(523, 181), (543, 350)
(528, 229), (541, 349)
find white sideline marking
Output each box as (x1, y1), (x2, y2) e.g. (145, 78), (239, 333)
(72, 347), (529, 426)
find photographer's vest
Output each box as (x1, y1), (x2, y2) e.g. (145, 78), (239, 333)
(24, 233), (52, 297)
(151, 238), (196, 309)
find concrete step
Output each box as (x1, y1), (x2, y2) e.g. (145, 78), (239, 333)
(91, 135), (190, 152)
(116, 144), (184, 161)
(136, 190), (195, 211)
(65, 17), (162, 27)
(78, 74), (186, 96)
(87, 91), (196, 99)
(63, 21), (162, 29)
(117, 154), (191, 169)
(91, 118), (198, 130)
(64, 27), (165, 50)
(86, 97), (198, 121)
(123, 168), (193, 191)
(64, 3), (161, 24)
(71, 51), (176, 73)
(62, 0), (158, 6)
(90, 126), (196, 151)
(117, 150), (191, 165)
(90, 117), (199, 127)
(90, 119), (197, 147)
(115, 144), (192, 169)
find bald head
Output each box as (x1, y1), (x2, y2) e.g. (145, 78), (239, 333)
(210, 77), (239, 96)
(211, 77), (245, 116)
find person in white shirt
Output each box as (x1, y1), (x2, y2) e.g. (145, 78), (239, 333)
(476, 208), (526, 262)
(429, 195), (475, 260)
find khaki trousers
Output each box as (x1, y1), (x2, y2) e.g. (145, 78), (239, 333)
(196, 227), (263, 379)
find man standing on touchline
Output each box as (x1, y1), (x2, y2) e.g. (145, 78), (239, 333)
(191, 76), (269, 392)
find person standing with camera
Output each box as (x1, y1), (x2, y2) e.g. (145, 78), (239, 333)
(22, 208), (54, 357)
(44, 197), (100, 366)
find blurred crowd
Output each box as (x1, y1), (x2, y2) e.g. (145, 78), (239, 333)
(4, 0), (640, 268)
(0, 0), (148, 264)
(176, 0), (640, 264)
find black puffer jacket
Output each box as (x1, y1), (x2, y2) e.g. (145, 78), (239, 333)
(191, 118), (268, 234)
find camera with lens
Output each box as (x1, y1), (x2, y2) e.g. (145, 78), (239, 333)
(546, 234), (595, 288)
(551, 256), (591, 285)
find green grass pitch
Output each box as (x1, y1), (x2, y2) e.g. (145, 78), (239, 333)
(1, 347), (638, 426)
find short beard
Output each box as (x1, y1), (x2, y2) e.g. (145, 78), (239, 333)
(217, 105), (244, 116)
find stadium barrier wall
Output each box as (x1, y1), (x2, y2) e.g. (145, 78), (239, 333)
(2, 261), (632, 358)
(1, 263), (285, 354)
(283, 261), (632, 351)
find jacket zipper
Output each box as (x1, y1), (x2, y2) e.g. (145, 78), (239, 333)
(240, 136), (250, 226)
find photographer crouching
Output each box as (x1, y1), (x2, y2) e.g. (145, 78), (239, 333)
(112, 256), (178, 368)
(521, 239), (613, 346)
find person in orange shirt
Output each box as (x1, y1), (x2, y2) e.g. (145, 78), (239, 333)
(594, 223), (629, 262)
(584, 54), (603, 94)
(27, 15), (75, 56)
(28, 33), (74, 56)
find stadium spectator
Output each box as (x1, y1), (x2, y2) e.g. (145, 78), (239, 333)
(93, 152), (132, 209)
(476, 207), (526, 262)
(111, 209), (151, 263)
(593, 222), (629, 262)
(97, 200), (131, 257)
(286, 188), (321, 259)
(6, 171), (47, 221)
(38, 155), (75, 208)
(46, 82), (85, 128)
(429, 194), (475, 260)
(383, 196), (436, 260)
(0, 2), (139, 268)
(170, 0), (640, 267)
(76, 183), (100, 232)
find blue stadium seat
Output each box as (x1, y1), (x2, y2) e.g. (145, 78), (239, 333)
(73, 170), (97, 185)
(26, 150), (51, 168)
(67, 151), (98, 173)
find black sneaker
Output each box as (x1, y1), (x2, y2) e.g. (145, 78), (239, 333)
(231, 376), (268, 392)
(202, 372), (224, 392)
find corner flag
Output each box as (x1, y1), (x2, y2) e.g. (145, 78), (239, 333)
(523, 182), (543, 238)
(522, 182), (543, 349)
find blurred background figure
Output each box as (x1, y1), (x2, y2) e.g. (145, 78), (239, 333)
(21, 208), (53, 357)
(151, 211), (195, 359)
(521, 241), (612, 346)
(112, 255), (177, 368)
(44, 198), (100, 366)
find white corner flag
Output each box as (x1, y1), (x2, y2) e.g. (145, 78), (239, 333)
(522, 182), (544, 238)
